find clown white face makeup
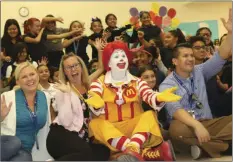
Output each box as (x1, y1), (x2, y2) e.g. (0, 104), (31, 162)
(108, 49), (128, 71)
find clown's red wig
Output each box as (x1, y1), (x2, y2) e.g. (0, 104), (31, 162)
(102, 41), (132, 71)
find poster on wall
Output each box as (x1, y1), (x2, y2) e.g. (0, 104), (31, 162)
(178, 20), (219, 41)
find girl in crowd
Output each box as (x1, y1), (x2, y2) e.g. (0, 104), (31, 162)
(23, 18), (81, 63)
(1, 62), (52, 161)
(41, 15), (69, 68)
(1, 19), (23, 77)
(6, 42), (38, 90)
(196, 27), (216, 58)
(88, 17), (107, 59)
(63, 20), (89, 66)
(104, 13), (131, 43)
(37, 65), (58, 121)
(131, 11), (162, 48)
(138, 65), (169, 131)
(160, 28), (186, 69)
(130, 45), (166, 85)
(46, 39), (109, 161)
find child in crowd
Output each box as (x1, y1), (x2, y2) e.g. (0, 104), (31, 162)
(88, 17), (111, 59)
(23, 18), (81, 62)
(37, 65), (58, 121)
(42, 15), (69, 68)
(1, 19), (23, 77)
(63, 20), (89, 66)
(6, 42), (38, 89)
(138, 65), (169, 132)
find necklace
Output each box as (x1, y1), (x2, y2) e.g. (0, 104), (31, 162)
(71, 84), (86, 101)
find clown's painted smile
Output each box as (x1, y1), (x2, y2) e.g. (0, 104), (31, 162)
(117, 62), (126, 69)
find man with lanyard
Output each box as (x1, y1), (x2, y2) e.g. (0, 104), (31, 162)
(159, 9), (232, 160)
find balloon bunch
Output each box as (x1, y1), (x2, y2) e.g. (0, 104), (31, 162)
(128, 3), (180, 31)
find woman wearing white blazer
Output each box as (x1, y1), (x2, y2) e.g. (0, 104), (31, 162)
(1, 62), (52, 161)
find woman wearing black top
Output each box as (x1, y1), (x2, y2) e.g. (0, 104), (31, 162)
(1, 19), (23, 77)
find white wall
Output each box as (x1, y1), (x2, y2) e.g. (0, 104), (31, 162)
(1, 1), (231, 57)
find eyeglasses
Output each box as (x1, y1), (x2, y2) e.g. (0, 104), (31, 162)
(192, 46), (207, 50)
(64, 63), (81, 71)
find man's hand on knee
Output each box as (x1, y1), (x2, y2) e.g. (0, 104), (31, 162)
(193, 122), (210, 145)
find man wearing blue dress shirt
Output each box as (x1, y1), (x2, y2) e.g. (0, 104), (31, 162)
(159, 9), (232, 160)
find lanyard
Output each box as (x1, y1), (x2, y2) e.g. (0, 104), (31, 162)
(73, 40), (79, 54)
(22, 90), (39, 150)
(173, 72), (195, 108)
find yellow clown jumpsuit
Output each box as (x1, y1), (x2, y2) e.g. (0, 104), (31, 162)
(89, 73), (164, 152)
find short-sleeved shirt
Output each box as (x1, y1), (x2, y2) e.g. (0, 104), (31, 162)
(23, 31), (48, 62)
(44, 28), (68, 52)
(65, 36), (89, 66)
(159, 52), (226, 122)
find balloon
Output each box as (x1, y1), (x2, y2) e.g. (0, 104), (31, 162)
(149, 11), (156, 19)
(152, 16), (162, 27)
(151, 2), (160, 13)
(159, 6), (167, 17)
(130, 16), (139, 25)
(167, 8), (176, 18)
(130, 7), (139, 17)
(163, 16), (172, 27)
(171, 18), (180, 28)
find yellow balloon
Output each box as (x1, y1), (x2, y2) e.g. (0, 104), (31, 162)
(151, 3), (160, 14)
(171, 18), (180, 28)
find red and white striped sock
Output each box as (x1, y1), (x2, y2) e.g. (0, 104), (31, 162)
(108, 136), (130, 151)
(129, 132), (150, 149)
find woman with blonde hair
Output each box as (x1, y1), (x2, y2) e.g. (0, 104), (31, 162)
(1, 62), (52, 161)
(46, 39), (110, 161)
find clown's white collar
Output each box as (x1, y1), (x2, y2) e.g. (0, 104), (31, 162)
(104, 70), (137, 86)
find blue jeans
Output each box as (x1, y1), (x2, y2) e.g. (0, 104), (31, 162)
(1, 135), (32, 161)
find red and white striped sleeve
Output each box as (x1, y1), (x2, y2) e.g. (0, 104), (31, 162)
(90, 79), (103, 97)
(137, 79), (165, 111)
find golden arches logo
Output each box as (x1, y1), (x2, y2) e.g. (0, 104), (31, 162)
(124, 87), (136, 98)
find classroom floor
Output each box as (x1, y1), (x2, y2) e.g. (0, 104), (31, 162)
(176, 153), (232, 161)
(173, 140), (232, 161)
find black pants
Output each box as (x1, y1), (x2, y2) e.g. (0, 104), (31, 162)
(46, 124), (110, 161)
(47, 51), (64, 68)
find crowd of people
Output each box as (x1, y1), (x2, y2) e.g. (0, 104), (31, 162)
(1, 8), (232, 161)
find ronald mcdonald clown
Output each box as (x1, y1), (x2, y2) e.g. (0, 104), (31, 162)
(86, 41), (181, 161)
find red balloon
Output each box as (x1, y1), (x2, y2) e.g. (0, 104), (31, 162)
(167, 8), (176, 18)
(152, 16), (162, 27)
